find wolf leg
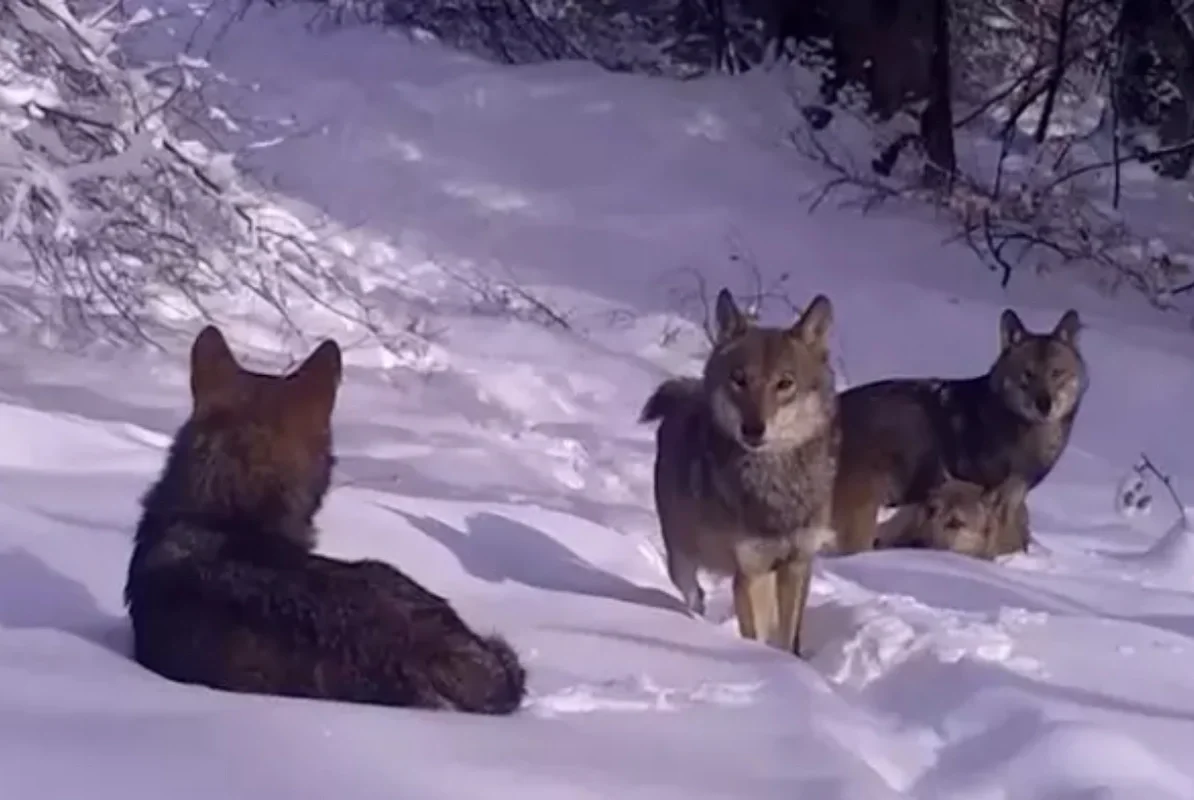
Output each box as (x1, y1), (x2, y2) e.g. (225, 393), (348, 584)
(832, 474), (884, 555)
(873, 504), (925, 550)
(666, 547), (705, 617)
(732, 569), (777, 643)
(775, 557), (813, 656)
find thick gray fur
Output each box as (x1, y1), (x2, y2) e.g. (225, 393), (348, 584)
(639, 289), (838, 656)
(832, 308), (1087, 555)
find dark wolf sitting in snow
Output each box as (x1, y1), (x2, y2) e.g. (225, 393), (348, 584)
(124, 326), (526, 714)
(640, 288), (839, 658)
(832, 308), (1086, 555)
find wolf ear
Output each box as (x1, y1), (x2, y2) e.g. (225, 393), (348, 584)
(1052, 309), (1081, 345)
(714, 288), (749, 343)
(986, 473), (1028, 503)
(999, 309), (1027, 349)
(986, 476), (1028, 525)
(289, 339), (343, 423)
(190, 325), (242, 409)
(789, 294), (833, 349)
(1005, 476), (1029, 506)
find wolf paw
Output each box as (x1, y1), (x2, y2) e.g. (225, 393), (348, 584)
(683, 588), (706, 618)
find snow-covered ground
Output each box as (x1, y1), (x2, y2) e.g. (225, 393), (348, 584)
(4, 2), (1194, 798)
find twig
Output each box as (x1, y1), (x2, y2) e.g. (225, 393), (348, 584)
(1109, 0), (1127, 209)
(793, 127), (899, 213)
(1043, 135), (1194, 194)
(1137, 453), (1190, 524)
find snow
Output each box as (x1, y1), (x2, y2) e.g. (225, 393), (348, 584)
(4, 1), (1194, 798)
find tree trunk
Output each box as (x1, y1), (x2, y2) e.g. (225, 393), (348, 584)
(1116, 0), (1194, 179)
(922, 0), (956, 187)
(1034, 0), (1075, 143)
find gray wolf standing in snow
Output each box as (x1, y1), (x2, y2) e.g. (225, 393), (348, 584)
(125, 326), (526, 714)
(875, 474), (1031, 559)
(639, 288), (839, 657)
(832, 308), (1086, 555)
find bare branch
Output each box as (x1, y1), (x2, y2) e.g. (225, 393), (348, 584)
(1137, 453), (1190, 524)
(0, 0), (435, 365)
(1033, 0), (1077, 143)
(1044, 135), (1194, 193)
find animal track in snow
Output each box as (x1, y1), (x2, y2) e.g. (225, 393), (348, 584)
(525, 674), (762, 717)
(811, 593), (1047, 691)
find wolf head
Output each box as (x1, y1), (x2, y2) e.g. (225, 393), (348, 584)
(703, 289), (836, 452)
(990, 308), (1087, 424)
(916, 479), (987, 554)
(917, 476), (1028, 553)
(148, 326), (344, 549)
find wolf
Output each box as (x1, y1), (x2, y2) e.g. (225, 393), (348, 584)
(832, 307), (1086, 555)
(639, 289), (838, 657)
(124, 325), (526, 714)
(874, 474), (1031, 560)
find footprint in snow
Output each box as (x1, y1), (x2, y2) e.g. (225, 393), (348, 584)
(809, 594), (1047, 690)
(525, 674), (762, 717)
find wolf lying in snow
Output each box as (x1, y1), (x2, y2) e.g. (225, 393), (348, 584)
(125, 326), (526, 714)
(875, 475), (1031, 559)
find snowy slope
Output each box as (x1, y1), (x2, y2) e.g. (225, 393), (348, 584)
(3, 2), (1194, 799)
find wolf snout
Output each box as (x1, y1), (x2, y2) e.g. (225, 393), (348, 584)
(1033, 393), (1052, 416)
(740, 420), (766, 446)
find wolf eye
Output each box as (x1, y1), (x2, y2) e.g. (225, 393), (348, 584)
(775, 376), (795, 392)
(730, 369), (748, 389)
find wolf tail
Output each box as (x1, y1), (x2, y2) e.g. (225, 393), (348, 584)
(424, 631), (528, 715)
(639, 377), (702, 424)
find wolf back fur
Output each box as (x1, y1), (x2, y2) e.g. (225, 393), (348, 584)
(124, 326), (526, 714)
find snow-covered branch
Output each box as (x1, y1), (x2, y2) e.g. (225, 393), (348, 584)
(0, 0), (429, 361)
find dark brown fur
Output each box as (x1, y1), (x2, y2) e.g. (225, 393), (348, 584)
(832, 308), (1086, 555)
(124, 326), (526, 714)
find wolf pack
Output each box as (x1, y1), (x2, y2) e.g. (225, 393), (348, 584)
(122, 287), (1087, 717)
